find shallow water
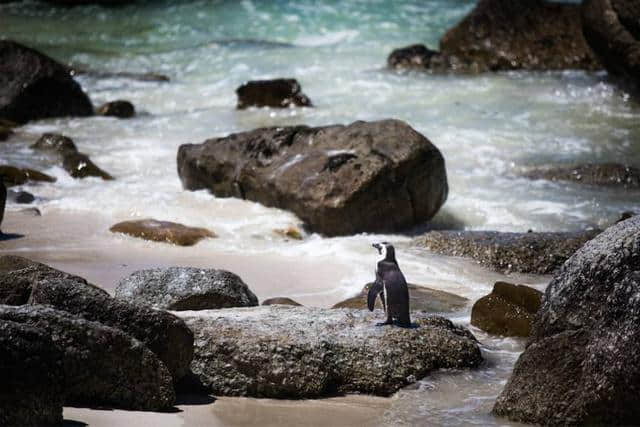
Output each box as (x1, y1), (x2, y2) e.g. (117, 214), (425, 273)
(2, 0), (640, 425)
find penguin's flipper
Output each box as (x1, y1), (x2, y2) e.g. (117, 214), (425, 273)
(367, 279), (383, 311)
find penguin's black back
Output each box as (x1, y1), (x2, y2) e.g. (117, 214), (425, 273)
(377, 259), (410, 325)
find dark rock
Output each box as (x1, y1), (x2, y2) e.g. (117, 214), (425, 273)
(0, 320), (64, 427)
(236, 78), (312, 109)
(62, 152), (114, 180)
(97, 100), (135, 118)
(178, 119), (448, 236)
(0, 305), (175, 410)
(583, 0), (640, 92)
(333, 283), (469, 313)
(0, 126), (13, 142)
(523, 163), (640, 188)
(7, 189), (35, 204)
(31, 133), (78, 156)
(471, 282), (542, 337)
(115, 267), (258, 311)
(261, 297), (302, 306)
(414, 229), (600, 274)
(0, 255), (194, 382)
(493, 216), (640, 424)
(0, 165), (56, 186)
(617, 211), (636, 223)
(180, 306), (482, 398)
(390, 0), (601, 73)
(0, 40), (93, 124)
(110, 219), (216, 246)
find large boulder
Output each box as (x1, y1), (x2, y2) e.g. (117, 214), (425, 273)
(180, 306), (482, 398)
(0, 40), (93, 124)
(236, 79), (312, 109)
(115, 267), (258, 311)
(471, 282), (542, 337)
(110, 219), (216, 246)
(414, 229), (600, 274)
(332, 283), (469, 313)
(493, 216), (640, 424)
(523, 163), (640, 188)
(0, 305), (175, 410)
(178, 119), (448, 236)
(583, 0), (640, 91)
(389, 0), (601, 73)
(0, 320), (64, 426)
(0, 256), (194, 382)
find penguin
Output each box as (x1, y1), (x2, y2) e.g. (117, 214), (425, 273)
(0, 178), (5, 235)
(367, 242), (411, 327)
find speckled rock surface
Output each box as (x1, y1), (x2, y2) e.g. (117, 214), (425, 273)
(494, 216), (640, 424)
(0, 304), (175, 411)
(414, 229), (600, 274)
(180, 306), (482, 398)
(116, 267), (258, 311)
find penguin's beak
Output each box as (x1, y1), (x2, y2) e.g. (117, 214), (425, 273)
(372, 243), (382, 254)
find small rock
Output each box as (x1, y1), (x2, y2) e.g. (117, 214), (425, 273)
(62, 152), (114, 180)
(332, 283), (469, 313)
(0, 126), (13, 142)
(617, 211), (636, 223)
(262, 297), (302, 306)
(30, 133), (78, 155)
(18, 207), (41, 216)
(471, 282), (542, 337)
(97, 100), (135, 118)
(110, 219), (216, 246)
(522, 163), (640, 188)
(273, 226), (304, 240)
(115, 267), (259, 311)
(0, 165), (56, 186)
(387, 44), (442, 70)
(236, 78), (313, 109)
(7, 189), (35, 204)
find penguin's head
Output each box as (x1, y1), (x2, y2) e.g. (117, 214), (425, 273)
(372, 242), (396, 263)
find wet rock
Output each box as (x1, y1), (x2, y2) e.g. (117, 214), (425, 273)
(178, 119), (448, 236)
(523, 163), (640, 188)
(0, 320), (64, 427)
(62, 152), (114, 180)
(273, 226), (304, 240)
(0, 40), (93, 124)
(0, 126), (13, 142)
(18, 207), (41, 216)
(115, 267), (258, 311)
(97, 100), (135, 118)
(236, 78), (312, 109)
(414, 229), (600, 274)
(180, 306), (482, 398)
(583, 0), (640, 92)
(31, 133), (78, 156)
(0, 255), (194, 382)
(332, 283), (469, 313)
(70, 65), (170, 82)
(494, 216), (640, 424)
(0, 305), (175, 410)
(0, 165), (56, 186)
(617, 211), (636, 223)
(390, 0), (600, 73)
(471, 282), (542, 337)
(110, 219), (216, 246)
(7, 189), (35, 204)
(261, 297), (302, 306)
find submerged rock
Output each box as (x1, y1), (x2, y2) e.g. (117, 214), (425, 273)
(273, 226), (304, 240)
(116, 267), (258, 311)
(236, 79), (312, 109)
(389, 0), (600, 73)
(583, 0), (640, 92)
(178, 119), (448, 236)
(0, 255), (194, 382)
(62, 152), (114, 180)
(523, 163), (640, 188)
(110, 219), (216, 246)
(493, 216), (640, 424)
(181, 306), (482, 398)
(333, 283), (469, 313)
(471, 282), (542, 337)
(0, 165), (56, 186)
(414, 229), (600, 274)
(97, 100), (135, 118)
(0, 40), (93, 124)
(31, 133), (78, 156)
(0, 305), (175, 410)
(0, 320), (64, 427)
(261, 297), (302, 306)
(7, 189), (35, 204)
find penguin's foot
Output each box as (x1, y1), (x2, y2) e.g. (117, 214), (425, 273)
(375, 320), (394, 326)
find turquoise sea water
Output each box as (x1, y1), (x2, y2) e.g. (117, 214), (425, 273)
(1, 1), (639, 425)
